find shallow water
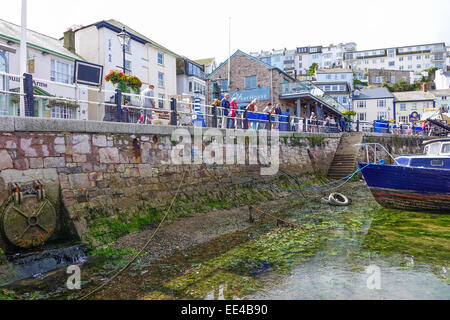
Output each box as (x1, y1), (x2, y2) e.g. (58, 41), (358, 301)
(2, 183), (449, 300)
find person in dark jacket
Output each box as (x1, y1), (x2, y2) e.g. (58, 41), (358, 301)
(339, 116), (347, 132)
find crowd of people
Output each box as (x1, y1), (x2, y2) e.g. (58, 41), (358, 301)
(118, 86), (351, 134)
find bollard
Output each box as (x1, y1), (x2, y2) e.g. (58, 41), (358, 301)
(170, 98), (177, 126)
(244, 110), (249, 130)
(115, 89), (122, 123)
(23, 73), (35, 117)
(212, 104), (218, 128)
(303, 118), (306, 132)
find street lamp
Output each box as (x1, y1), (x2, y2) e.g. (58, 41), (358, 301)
(117, 26), (130, 73)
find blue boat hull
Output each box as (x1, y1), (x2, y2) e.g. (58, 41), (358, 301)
(358, 163), (450, 214)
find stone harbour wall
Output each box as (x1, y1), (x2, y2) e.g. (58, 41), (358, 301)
(0, 117), (341, 248)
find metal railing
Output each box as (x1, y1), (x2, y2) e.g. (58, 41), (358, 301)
(356, 143), (400, 166)
(0, 71), (446, 136)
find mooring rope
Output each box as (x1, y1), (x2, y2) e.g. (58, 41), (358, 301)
(190, 149), (374, 193)
(78, 171), (187, 300)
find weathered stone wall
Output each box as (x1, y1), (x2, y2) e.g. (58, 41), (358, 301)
(0, 117), (341, 247)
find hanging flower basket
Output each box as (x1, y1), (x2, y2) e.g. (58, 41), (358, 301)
(105, 70), (142, 94)
(47, 98), (80, 109)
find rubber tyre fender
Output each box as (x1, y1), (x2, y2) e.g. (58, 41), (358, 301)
(328, 193), (349, 206)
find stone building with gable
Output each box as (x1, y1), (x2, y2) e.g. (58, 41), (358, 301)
(206, 50), (345, 120)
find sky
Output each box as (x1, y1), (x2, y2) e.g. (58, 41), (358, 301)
(1, 0), (449, 64)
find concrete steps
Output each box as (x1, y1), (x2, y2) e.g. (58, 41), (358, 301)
(328, 132), (363, 180)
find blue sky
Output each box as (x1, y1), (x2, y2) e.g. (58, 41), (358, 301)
(2, 0), (449, 63)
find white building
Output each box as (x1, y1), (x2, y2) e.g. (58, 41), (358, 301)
(295, 47), (311, 76)
(321, 43), (357, 69)
(434, 69), (450, 90)
(343, 43), (447, 74)
(0, 19), (87, 119)
(71, 19), (179, 121)
(353, 88), (395, 123)
(314, 68), (354, 110)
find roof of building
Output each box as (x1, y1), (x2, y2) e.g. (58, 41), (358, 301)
(0, 18), (84, 61)
(430, 89), (450, 97)
(316, 68), (353, 74)
(392, 91), (436, 101)
(353, 88), (394, 100)
(194, 58), (215, 66)
(73, 19), (180, 58)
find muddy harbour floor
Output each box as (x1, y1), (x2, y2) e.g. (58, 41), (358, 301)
(1, 181), (449, 300)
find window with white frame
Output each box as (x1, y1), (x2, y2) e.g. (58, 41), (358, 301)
(50, 59), (74, 84)
(377, 112), (387, 120)
(158, 94), (165, 109)
(399, 116), (408, 123)
(342, 96), (348, 104)
(357, 101), (366, 108)
(158, 52), (164, 65)
(373, 76), (384, 84)
(391, 76), (395, 83)
(412, 103), (417, 110)
(51, 105), (76, 119)
(400, 103), (406, 111)
(125, 60), (132, 73)
(158, 72), (164, 87)
(377, 100), (386, 107)
(358, 113), (366, 121)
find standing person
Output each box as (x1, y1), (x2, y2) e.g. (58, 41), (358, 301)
(310, 111), (317, 133)
(329, 115), (337, 133)
(263, 103), (272, 130)
(221, 94), (231, 129)
(274, 104), (282, 130)
(229, 98), (238, 129)
(339, 116), (347, 133)
(246, 99), (258, 130)
(324, 115), (331, 133)
(141, 85), (155, 124)
(123, 100), (130, 123)
(211, 99), (221, 127)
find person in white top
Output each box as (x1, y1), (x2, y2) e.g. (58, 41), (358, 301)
(141, 85), (155, 124)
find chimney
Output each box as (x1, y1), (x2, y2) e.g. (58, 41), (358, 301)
(63, 29), (75, 53)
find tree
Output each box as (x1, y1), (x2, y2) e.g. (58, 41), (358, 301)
(382, 80), (421, 92)
(307, 63), (319, 76)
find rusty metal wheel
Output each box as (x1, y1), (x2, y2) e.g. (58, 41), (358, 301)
(1, 194), (57, 249)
